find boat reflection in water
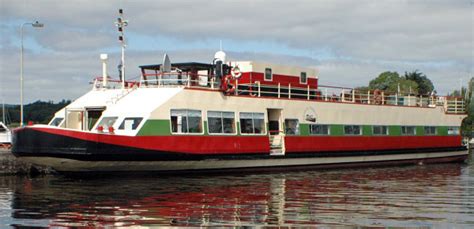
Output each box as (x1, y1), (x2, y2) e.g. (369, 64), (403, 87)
(6, 162), (474, 227)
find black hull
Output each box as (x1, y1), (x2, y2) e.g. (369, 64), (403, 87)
(12, 127), (469, 173)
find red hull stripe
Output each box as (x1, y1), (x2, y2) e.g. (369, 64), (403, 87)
(32, 127), (462, 155)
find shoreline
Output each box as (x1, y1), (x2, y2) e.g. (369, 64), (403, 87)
(0, 148), (50, 176)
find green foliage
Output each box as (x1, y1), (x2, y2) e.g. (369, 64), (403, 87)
(461, 78), (474, 137)
(368, 71), (400, 92)
(368, 71), (419, 94)
(0, 100), (70, 125)
(404, 70), (434, 95)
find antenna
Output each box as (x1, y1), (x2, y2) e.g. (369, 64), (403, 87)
(115, 8), (129, 89)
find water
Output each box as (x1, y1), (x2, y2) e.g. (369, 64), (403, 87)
(0, 160), (473, 227)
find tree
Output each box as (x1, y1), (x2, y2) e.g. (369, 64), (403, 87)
(368, 71), (400, 92)
(404, 70), (434, 95)
(368, 71), (419, 94)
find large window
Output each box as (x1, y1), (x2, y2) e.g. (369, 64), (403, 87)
(448, 127), (460, 135)
(309, 124), (329, 135)
(424, 126), (437, 135)
(401, 126), (416, 135)
(264, 68), (272, 81)
(208, 111), (235, 134)
(373, 126), (388, 135)
(300, 72), (307, 84)
(285, 119), (300, 135)
(118, 117), (143, 131)
(344, 125), (361, 135)
(171, 109), (202, 134)
(240, 112), (265, 134)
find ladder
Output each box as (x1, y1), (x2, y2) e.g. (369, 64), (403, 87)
(269, 131), (285, 156)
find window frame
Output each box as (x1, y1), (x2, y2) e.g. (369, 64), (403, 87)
(372, 125), (389, 136)
(401, 126), (417, 136)
(344, 125), (362, 136)
(207, 111), (237, 135)
(118, 117), (144, 131)
(264, 68), (273, 81)
(424, 126), (437, 135)
(96, 116), (119, 132)
(239, 112), (266, 135)
(447, 127), (460, 135)
(284, 119), (300, 135)
(49, 117), (64, 127)
(300, 72), (307, 84)
(170, 109), (204, 135)
(309, 124), (330, 135)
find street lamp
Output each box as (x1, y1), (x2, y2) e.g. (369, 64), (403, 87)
(20, 21), (44, 126)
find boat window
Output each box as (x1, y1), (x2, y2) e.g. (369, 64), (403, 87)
(300, 72), (307, 84)
(344, 125), (362, 135)
(373, 126), (388, 135)
(264, 68), (272, 81)
(424, 126), (437, 135)
(447, 127), (460, 135)
(309, 124), (329, 135)
(208, 111), (235, 134)
(118, 117), (143, 131)
(0, 125), (5, 133)
(49, 117), (64, 127)
(401, 126), (416, 135)
(170, 109), (202, 134)
(97, 117), (118, 129)
(284, 119), (300, 135)
(240, 112), (265, 134)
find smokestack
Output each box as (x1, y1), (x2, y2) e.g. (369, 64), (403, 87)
(100, 54), (108, 87)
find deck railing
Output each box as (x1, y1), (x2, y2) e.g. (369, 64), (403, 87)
(235, 81), (466, 113)
(93, 73), (467, 114)
(139, 72), (221, 89)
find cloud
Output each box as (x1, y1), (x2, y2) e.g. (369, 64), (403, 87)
(0, 0), (472, 103)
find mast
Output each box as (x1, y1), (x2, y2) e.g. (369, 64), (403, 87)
(2, 99), (4, 124)
(116, 9), (128, 89)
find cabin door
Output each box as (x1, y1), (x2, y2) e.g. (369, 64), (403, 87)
(267, 108), (285, 156)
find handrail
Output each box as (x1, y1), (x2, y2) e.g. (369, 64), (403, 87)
(235, 82), (466, 113)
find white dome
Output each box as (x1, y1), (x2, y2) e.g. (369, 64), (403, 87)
(214, 51), (226, 63)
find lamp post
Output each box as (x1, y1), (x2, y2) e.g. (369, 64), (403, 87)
(20, 21), (44, 126)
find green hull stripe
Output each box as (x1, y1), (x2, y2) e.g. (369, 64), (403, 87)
(137, 120), (171, 136)
(138, 119), (459, 137)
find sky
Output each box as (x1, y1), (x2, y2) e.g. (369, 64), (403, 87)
(0, 0), (472, 104)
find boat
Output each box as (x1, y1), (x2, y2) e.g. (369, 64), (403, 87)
(0, 122), (11, 148)
(1, 100), (12, 148)
(11, 11), (469, 173)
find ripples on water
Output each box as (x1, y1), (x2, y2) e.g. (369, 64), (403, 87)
(0, 160), (473, 227)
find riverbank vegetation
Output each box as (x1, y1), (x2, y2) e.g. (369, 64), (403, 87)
(1, 100), (71, 126)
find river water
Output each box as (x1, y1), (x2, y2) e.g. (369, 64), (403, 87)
(0, 158), (473, 227)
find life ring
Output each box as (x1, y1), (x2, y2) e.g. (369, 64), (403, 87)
(231, 66), (242, 79)
(223, 75), (235, 94)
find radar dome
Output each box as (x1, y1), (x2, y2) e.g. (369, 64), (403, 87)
(214, 51), (226, 63)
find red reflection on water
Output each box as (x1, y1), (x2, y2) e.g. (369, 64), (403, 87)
(10, 162), (468, 227)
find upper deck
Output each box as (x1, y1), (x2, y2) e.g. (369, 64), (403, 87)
(90, 60), (466, 115)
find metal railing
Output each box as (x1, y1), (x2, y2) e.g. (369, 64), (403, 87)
(444, 97), (466, 114)
(92, 74), (467, 114)
(235, 81), (466, 113)
(140, 72), (220, 89)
